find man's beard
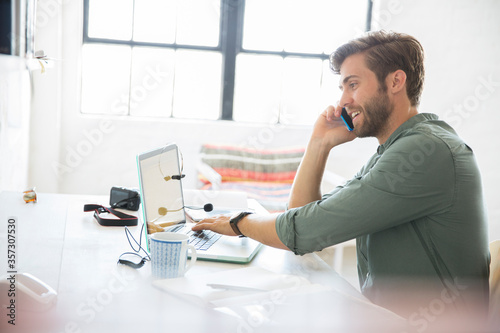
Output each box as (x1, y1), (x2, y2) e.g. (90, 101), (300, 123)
(353, 89), (393, 138)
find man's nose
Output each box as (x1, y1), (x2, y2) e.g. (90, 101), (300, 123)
(339, 90), (353, 109)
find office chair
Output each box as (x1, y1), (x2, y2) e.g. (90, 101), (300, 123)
(489, 239), (500, 326)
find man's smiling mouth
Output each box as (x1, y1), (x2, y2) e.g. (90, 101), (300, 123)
(350, 111), (361, 120)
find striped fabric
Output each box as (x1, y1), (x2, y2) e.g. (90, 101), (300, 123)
(199, 144), (305, 212)
(199, 144), (305, 183)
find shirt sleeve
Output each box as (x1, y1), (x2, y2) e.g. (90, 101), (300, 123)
(276, 132), (456, 255)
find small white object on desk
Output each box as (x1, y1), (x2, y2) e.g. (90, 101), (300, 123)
(206, 283), (266, 292)
(0, 273), (57, 312)
(152, 266), (329, 308)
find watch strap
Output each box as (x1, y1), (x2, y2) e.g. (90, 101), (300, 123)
(83, 204), (138, 227)
(229, 212), (253, 237)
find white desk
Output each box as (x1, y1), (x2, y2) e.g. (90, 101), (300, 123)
(0, 191), (407, 333)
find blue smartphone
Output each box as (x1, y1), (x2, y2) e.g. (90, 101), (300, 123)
(341, 107), (354, 131)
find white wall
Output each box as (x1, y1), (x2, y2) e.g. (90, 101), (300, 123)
(0, 55), (31, 191)
(29, 0), (62, 194)
(28, 0), (500, 239)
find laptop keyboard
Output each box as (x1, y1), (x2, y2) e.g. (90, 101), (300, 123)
(187, 230), (222, 251)
(166, 224), (221, 251)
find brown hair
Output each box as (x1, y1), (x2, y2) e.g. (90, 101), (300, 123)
(330, 30), (425, 106)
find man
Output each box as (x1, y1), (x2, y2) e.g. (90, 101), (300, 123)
(192, 31), (490, 318)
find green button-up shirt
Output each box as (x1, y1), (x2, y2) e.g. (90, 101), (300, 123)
(276, 113), (490, 316)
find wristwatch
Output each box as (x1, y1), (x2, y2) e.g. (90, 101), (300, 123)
(229, 212), (253, 237)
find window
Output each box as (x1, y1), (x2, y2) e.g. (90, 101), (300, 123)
(82, 0), (371, 125)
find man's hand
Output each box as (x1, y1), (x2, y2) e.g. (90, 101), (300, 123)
(192, 213), (289, 251)
(191, 214), (238, 236)
(311, 105), (356, 150)
(288, 105), (356, 208)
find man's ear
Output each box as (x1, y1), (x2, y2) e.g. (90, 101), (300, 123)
(388, 69), (407, 94)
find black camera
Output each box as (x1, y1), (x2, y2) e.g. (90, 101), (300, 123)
(110, 186), (141, 211)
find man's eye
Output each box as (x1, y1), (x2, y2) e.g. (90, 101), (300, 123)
(349, 82), (357, 89)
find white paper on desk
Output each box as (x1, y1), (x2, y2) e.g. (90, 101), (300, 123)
(152, 267), (329, 308)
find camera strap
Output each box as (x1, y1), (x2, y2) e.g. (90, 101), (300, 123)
(83, 204), (138, 227)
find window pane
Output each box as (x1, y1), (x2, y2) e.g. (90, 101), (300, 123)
(281, 0), (325, 54)
(281, 57), (323, 125)
(129, 47), (176, 117)
(242, 0), (284, 51)
(176, 0), (220, 46)
(81, 44), (131, 115)
(320, 59), (342, 110)
(318, 0), (368, 53)
(243, 0), (367, 54)
(88, 0), (133, 40)
(233, 54), (283, 123)
(133, 0), (177, 44)
(172, 50), (222, 120)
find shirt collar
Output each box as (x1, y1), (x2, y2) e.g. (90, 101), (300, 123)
(377, 113), (439, 155)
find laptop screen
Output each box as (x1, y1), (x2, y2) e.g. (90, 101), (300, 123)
(137, 144), (186, 239)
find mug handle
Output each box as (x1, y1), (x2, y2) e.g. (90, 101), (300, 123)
(185, 244), (197, 273)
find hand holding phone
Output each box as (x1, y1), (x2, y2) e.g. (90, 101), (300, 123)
(340, 108), (354, 131)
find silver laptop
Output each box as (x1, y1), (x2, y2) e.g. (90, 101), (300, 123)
(136, 143), (262, 263)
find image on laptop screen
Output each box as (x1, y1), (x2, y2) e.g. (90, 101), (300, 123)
(137, 144), (186, 236)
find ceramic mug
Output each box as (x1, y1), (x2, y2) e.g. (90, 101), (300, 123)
(150, 232), (197, 279)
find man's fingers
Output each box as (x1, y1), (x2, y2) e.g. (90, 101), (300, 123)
(191, 216), (218, 231)
(334, 104), (343, 118)
(325, 104), (344, 121)
(325, 105), (335, 121)
(191, 220), (209, 231)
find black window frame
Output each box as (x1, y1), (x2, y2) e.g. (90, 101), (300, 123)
(82, 0), (372, 121)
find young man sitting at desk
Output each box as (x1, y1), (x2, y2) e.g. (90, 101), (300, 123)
(192, 30), (490, 319)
